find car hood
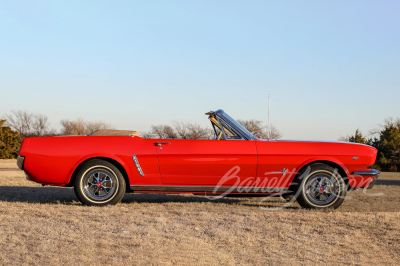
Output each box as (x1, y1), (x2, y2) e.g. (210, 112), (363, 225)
(256, 138), (376, 148)
(259, 138), (358, 144)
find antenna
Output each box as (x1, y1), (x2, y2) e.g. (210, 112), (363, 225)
(268, 94), (270, 139)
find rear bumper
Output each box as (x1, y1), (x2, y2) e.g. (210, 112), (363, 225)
(352, 169), (380, 189)
(17, 156), (25, 170)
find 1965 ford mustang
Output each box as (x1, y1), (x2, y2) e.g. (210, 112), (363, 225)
(17, 109), (380, 208)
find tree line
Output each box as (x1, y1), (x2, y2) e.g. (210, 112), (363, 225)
(340, 118), (400, 172)
(1, 110), (282, 159)
(2, 109), (399, 172)
(141, 119), (281, 140)
(0, 110), (114, 158)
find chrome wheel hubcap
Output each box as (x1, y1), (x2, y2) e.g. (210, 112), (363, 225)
(83, 169), (117, 201)
(305, 174), (339, 205)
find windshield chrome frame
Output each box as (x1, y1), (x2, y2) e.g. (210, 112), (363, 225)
(213, 110), (256, 140)
(215, 116), (242, 140)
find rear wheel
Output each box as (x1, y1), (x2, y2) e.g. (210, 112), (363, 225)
(295, 164), (346, 209)
(74, 159), (126, 206)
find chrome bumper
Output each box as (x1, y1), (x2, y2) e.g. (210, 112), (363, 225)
(353, 169), (380, 177)
(353, 169), (380, 189)
(17, 156), (25, 170)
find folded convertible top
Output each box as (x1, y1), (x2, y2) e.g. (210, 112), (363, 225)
(89, 130), (140, 137)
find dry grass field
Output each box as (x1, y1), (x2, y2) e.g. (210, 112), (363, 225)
(0, 159), (399, 265)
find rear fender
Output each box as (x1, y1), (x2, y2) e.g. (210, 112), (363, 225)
(66, 153), (131, 185)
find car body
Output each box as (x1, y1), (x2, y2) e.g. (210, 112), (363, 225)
(17, 109), (380, 208)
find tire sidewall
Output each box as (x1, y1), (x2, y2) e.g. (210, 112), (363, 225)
(297, 165), (346, 209)
(74, 160), (125, 206)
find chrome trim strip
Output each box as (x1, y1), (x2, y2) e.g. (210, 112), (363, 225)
(271, 168), (288, 174)
(132, 155), (145, 176)
(130, 185), (287, 193)
(353, 169), (380, 177)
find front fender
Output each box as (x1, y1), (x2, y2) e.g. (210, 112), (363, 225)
(288, 156), (350, 185)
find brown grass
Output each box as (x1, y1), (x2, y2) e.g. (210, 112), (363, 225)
(0, 159), (399, 265)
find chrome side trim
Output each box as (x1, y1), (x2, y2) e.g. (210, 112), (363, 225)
(130, 185), (287, 194)
(271, 168), (288, 174)
(353, 169), (380, 177)
(132, 155), (145, 176)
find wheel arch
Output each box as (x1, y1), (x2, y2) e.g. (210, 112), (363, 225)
(299, 160), (348, 178)
(66, 156), (132, 192)
(288, 158), (350, 192)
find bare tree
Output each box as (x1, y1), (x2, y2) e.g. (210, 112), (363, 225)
(383, 117), (400, 128)
(5, 110), (33, 136)
(4, 110), (55, 137)
(269, 125), (282, 139)
(60, 118), (113, 136)
(142, 122), (212, 139)
(187, 123), (213, 139)
(86, 121), (114, 134)
(237, 119), (282, 139)
(140, 131), (158, 139)
(173, 121), (213, 139)
(237, 119), (266, 138)
(173, 121), (189, 139)
(32, 114), (50, 137)
(60, 118), (86, 136)
(142, 120), (278, 140)
(149, 125), (178, 139)
(338, 135), (350, 142)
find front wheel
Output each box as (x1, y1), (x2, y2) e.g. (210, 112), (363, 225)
(74, 159), (126, 206)
(295, 164), (347, 209)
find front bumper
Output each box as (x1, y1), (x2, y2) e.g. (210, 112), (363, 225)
(353, 169), (380, 189)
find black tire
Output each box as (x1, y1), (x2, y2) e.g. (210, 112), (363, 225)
(294, 164), (346, 209)
(74, 159), (126, 206)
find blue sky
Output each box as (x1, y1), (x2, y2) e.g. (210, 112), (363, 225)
(0, 0), (399, 140)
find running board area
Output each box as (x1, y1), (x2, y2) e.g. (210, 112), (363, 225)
(130, 185), (287, 194)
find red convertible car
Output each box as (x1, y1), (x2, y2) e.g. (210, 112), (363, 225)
(17, 109), (380, 208)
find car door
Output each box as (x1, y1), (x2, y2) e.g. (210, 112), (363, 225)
(255, 139), (298, 190)
(154, 139), (257, 186)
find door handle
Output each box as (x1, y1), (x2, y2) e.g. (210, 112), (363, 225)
(154, 142), (171, 146)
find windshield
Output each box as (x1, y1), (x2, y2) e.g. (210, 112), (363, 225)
(217, 110), (257, 140)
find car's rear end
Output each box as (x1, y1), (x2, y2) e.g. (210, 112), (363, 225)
(16, 138), (29, 181)
(17, 136), (101, 186)
(17, 135), (138, 187)
(16, 137), (71, 185)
